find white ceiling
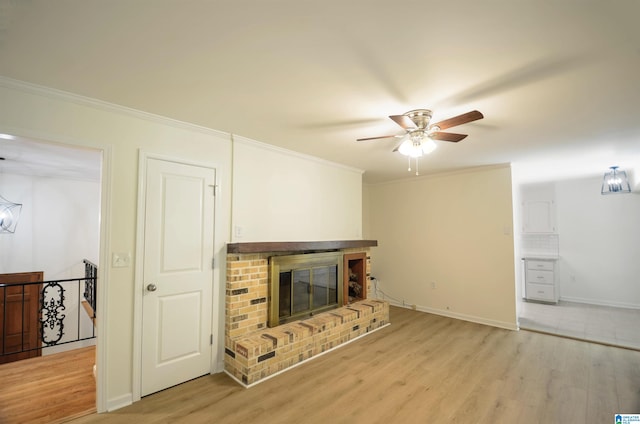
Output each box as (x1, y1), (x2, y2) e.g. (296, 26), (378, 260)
(0, 135), (101, 181)
(1, 0), (640, 184)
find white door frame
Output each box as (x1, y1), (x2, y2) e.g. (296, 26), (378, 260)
(132, 150), (221, 402)
(95, 145), (112, 413)
(0, 127), (112, 413)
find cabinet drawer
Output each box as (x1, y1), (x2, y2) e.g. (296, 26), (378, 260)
(526, 282), (555, 302)
(526, 269), (554, 284)
(526, 260), (554, 271)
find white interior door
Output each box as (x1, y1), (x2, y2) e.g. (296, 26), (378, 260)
(141, 158), (215, 396)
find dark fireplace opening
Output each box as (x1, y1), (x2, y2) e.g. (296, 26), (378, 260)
(269, 252), (343, 327)
(344, 252), (367, 304)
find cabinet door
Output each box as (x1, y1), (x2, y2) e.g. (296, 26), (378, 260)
(523, 200), (555, 233)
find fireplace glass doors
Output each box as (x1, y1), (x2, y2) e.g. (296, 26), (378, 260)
(268, 252), (343, 327)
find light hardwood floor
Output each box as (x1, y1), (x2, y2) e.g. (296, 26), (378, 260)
(0, 345), (96, 424)
(71, 307), (640, 424)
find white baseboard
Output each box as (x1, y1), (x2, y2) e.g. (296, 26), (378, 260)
(107, 393), (133, 412)
(382, 298), (518, 331)
(559, 296), (640, 310)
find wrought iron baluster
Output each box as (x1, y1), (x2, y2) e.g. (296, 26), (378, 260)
(40, 281), (66, 346)
(1, 267), (97, 359)
(83, 259), (97, 316)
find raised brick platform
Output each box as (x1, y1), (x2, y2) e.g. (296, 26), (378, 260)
(224, 300), (389, 386)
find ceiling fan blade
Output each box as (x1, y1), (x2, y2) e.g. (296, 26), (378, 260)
(389, 115), (417, 130)
(431, 110), (483, 130)
(357, 134), (402, 141)
(430, 132), (468, 142)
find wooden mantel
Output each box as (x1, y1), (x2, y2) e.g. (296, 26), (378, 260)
(226, 239), (378, 254)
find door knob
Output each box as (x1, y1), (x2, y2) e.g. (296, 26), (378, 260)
(146, 283), (157, 292)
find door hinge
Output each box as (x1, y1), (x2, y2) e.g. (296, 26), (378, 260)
(210, 334), (213, 345)
(209, 184), (218, 196)
(212, 258), (215, 269)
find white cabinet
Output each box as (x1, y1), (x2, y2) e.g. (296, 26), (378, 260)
(522, 199), (556, 233)
(524, 259), (558, 303)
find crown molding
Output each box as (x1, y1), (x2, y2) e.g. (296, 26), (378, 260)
(0, 76), (229, 139)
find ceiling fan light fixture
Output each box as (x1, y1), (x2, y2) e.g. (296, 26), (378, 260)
(397, 136), (436, 158)
(357, 108), (483, 177)
(420, 138), (437, 155)
(398, 138), (420, 157)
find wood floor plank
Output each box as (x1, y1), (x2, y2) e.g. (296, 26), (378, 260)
(0, 346), (96, 424)
(70, 307), (640, 424)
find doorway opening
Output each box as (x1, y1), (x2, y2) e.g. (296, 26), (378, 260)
(0, 134), (103, 421)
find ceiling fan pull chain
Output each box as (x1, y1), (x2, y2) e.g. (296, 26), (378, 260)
(416, 158), (420, 176)
(407, 156), (411, 172)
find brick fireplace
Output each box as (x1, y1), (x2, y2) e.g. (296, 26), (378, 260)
(224, 240), (389, 386)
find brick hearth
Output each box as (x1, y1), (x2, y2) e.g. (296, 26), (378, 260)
(224, 242), (389, 386)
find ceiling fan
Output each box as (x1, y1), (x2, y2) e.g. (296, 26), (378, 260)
(358, 109), (484, 175)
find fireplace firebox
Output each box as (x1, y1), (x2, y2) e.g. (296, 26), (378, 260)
(268, 252), (343, 327)
(344, 252), (367, 303)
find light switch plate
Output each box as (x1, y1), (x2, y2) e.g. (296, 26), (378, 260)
(112, 252), (131, 268)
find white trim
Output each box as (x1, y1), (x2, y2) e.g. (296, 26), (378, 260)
(560, 296), (640, 310)
(132, 152), (147, 402)
(232, 134), (364, 175)
(0, 124), (112, 413)
(133, 150), (221, 401)
(106, 393), (133, 412)
(95, 145), (112, 413)
(224, 323), (391, 389)
(382, 299), (518, 331)
(0, 76), (229, 139)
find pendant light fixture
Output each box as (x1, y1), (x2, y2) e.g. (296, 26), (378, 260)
(0, 149), (23, 233)
(0, 194), (22, 233)
(601, 166), (632, 195)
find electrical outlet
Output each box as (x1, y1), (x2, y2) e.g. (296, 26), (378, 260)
(411, 304), (417, 310)
(431, 281), (436, 289)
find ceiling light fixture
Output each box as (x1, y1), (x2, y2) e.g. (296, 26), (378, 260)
(397, 130), (437, 176)
(0, 195), (22, 233)
(0, 153), (22, 233)
(358, 108), (483, 177)
(601, 166), (632, 195)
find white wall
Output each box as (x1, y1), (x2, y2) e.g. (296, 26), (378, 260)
(362, 183), (371, 239)
(0, 78), (233, 411)
(510, 166), (524, 318)
(0, 77), (364, 411)
(231, 135), (363, 242)
(367, 165), (517, 329)
(0, 173), (100, 352)
(0, 173), (100, 276)
(554, 176), (640, 308)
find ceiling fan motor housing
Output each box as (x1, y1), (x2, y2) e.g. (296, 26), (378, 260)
(404, 109), (433, 129)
